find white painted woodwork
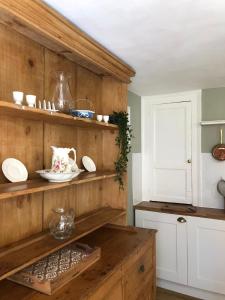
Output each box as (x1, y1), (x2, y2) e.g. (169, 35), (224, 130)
(135, 209), (225, 297)
(142, 91), (201, 207)
(135, 210), (188, 284)
(151, 101), (192, 204)
(201, 120), (225, 126)
(188, 216), (225, 295)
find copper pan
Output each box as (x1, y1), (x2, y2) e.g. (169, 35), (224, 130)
(212, 129), (225, 161)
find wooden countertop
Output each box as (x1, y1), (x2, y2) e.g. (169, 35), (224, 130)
(0, 225), (156, 300)
(135, 201), (225, 221)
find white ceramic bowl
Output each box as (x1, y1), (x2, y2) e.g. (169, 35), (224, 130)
(36, 170), (81, 182)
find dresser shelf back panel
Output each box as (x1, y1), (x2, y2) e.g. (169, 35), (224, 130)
(0, 23), (127, 248)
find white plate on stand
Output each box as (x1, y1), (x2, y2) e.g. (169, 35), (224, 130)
(2, 158), (28, 182)
(82, 156), (96, 172)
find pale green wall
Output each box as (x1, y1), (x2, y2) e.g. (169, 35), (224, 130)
(128, 91), (142, 153)
(202, 87), (225, 153)
(127, 90), (141, 225)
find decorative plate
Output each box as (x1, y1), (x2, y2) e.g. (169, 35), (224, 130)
(82, 156), (96, 172)
(2, 158), (28, 182)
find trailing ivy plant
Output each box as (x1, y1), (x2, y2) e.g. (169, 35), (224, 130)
(109, 111), (133, 189)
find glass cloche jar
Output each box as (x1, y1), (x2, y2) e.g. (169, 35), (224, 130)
(51, 71), (73, 113)
(49, 207), (75, 240)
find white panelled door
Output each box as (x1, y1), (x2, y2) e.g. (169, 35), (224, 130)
(150, 101), (192, 204)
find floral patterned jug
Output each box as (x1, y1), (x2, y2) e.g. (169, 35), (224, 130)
(51, 146), (78, 173)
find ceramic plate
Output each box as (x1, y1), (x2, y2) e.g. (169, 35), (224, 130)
(2, 158), (28, 182)
(82, 156), (96, 172)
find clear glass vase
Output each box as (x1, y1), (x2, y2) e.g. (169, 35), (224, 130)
(49, 208), (75, 240)
(51, 71), (73, 113)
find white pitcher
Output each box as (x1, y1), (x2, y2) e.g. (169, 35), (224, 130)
(51, 146), (78, 173)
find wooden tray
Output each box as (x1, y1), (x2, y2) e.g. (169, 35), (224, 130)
(7, 242), (101, 295)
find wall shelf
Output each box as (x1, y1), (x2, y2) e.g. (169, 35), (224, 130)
(200, 120), (225, 126)
(0, 171), (116, 200)
(0, 101), (118, 130)
(0, 207), (126, 281)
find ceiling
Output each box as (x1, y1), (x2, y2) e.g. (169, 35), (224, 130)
(44, 0), (225, 96)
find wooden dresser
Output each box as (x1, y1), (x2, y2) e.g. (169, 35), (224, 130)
(0, 225), (156, 300)
(0, 2), (156, 299)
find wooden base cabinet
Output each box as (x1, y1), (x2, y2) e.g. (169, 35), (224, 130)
(0, 225), (156, 300)
(136, 210), (225, 296)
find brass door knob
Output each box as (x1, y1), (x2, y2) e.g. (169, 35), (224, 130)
(177, 217), (186, 223)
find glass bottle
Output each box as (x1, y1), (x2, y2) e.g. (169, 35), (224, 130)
(52, 71), (73, 113)
(49, 207), (75, 240)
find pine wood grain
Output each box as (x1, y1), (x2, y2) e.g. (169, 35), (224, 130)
(101, 77), (128, 210)
(0, 23), (44, 248)
(0, 0), (135, 83)
(0, 101), (118, 130)
(0, 207), (126, 280)
(0, 171), (116, 201)
(0, 194), (43, 248)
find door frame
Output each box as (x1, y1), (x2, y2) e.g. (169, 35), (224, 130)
(141, 90), (202, 206)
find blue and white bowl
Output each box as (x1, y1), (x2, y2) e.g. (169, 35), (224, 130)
(69, 109), (95, 119)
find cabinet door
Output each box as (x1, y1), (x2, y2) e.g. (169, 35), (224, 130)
(135, 210), (187, 285)
(89, 278), (123, 300)
(123, 239), (155, 300)
(188, 217), (225, 295)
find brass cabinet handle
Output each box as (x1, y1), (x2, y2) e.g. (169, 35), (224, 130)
(177, 217), (186, 223)
(139, 264), (145, 273)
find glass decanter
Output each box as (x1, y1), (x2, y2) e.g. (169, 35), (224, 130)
(52, 71), (73, 113)
(49, 207), (75, 240)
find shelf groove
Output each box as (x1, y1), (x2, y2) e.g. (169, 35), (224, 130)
(0, 101), (118, 130)
(0, 171), (116, 200)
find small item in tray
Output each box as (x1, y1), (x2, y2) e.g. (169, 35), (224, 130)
(8, 242), (101, 295)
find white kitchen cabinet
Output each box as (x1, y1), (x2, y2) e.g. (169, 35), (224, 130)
(135, 209), (225, 296)
(135, 210), (188, 285)
(188, 216), (225, 295)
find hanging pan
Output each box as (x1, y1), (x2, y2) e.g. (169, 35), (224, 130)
(212, 128), (225, 161)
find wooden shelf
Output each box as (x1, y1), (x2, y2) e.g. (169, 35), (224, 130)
(200, 120), (225, 126)
(0, 101), (118, 130)
(0, 171), (116, 200)
(0, 207), (126, 281)
(135, 201), (225, 221)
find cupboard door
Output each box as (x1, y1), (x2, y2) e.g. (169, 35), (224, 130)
(188, 217), (225, 295)
(135, 210), (187, 285)
(89, 280), (123, 300)
(123, 241), (154, 300)
(150, 101), (192, 204)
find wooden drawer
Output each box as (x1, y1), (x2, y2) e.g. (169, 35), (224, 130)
(88, 270), (123, 300)
(123, 240), (154, 300)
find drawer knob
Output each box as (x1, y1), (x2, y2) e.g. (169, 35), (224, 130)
(139, 264), (145, 273)
(177, 217), (186, 223)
